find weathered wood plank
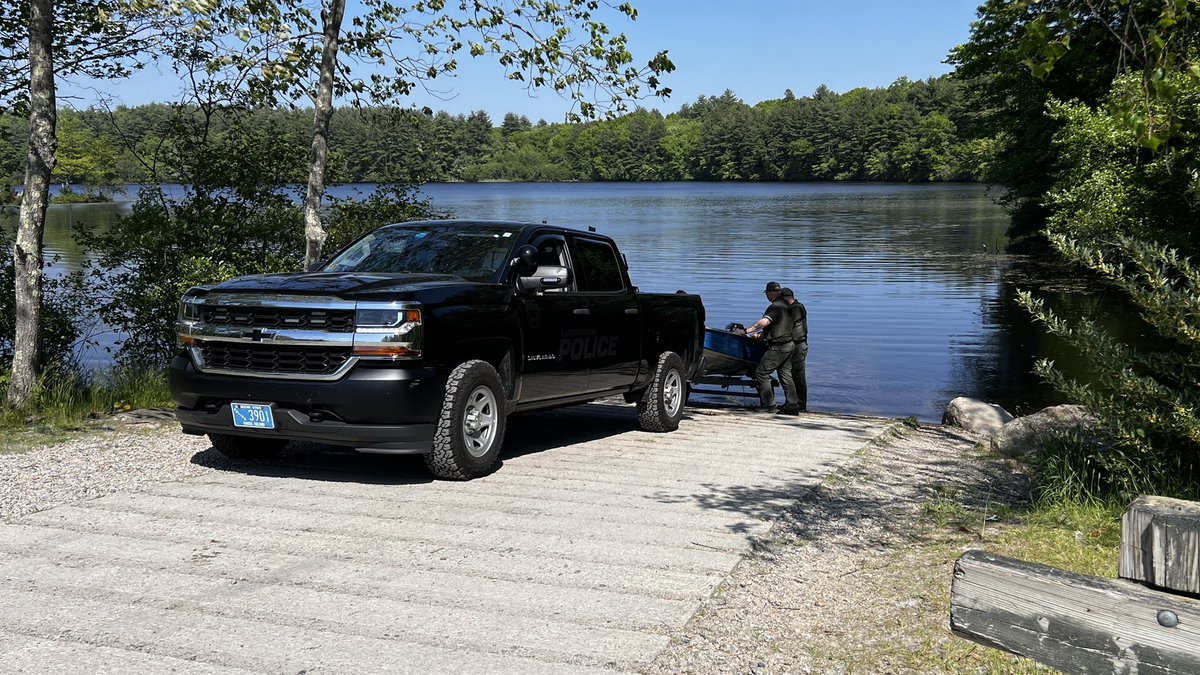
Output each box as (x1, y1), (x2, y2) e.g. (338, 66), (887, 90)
(1121, 495), (1200, 595)
(951, 550), (1200, 675)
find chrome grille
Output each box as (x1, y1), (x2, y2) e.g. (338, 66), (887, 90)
(200, 343), (352, 375)
(200, 306), (354, 333)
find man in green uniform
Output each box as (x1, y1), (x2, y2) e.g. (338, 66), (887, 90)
(744, 281), (798, 413)
(780, 287), (807, 414)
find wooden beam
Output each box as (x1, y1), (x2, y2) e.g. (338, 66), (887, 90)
(951, 550), (1200, 675)
(1121, 495), (1200, 595)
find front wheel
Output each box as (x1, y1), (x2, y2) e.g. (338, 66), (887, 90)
(208, 433), (287, 460)
(425, 360), (507, 480)
(637, 351), (686, 432)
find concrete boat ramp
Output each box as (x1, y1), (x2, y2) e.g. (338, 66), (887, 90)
(0, 404), (889, 674)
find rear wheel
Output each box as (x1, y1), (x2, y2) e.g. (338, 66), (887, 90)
(637, 351), (686, 432)
(208, 433), (287, 460)
(425, 360), (507, 480)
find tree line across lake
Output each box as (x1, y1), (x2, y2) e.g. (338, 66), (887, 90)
(0, 75), (985, 192)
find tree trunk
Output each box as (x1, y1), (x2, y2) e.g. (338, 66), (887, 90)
(9, 0), (57, 409)
(303, 0), (346, 271)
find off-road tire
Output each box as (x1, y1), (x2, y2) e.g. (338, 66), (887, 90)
(425, 360), (507, 480)
(637, 351), (686, 432)
(208, 433), (287, 460)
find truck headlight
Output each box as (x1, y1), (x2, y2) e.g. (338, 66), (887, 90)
(178, 296), (203, 322)
(353, 306), (422, 358)
(176, 295), (203, 349)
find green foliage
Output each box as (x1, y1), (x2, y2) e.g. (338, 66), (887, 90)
(179, 0), (672, 122)
(1045, 72), (1200, 250)
(1017, 0), (1199, 151)
(0, 115), (22, 185)
(464, 78), (981, 182)
(53, 110), (121, 195)
(994, 2), (1200, 504)
(0, 75), (984, 186)
(74, 106), (440, 367)
(1018, 234), (1200, 499)
(75, 108), (305, 366)
(949, 0), (1129, 244)
(79, 186), (302, 366)
(1033, 430), (1199, 506)
(0, 362), (171, 429)
(0, 0), (167, 113)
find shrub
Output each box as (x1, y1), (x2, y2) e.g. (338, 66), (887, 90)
(76, 185), (304, 367)
(72, 98), (437, 367)
(1018, 233), (1200, 501)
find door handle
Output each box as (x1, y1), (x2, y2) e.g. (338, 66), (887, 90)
(573, 308), (591, 316)
(624, 308), (639, 315)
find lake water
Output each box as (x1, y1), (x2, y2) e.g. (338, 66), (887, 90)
(7, 182), (1078, 422)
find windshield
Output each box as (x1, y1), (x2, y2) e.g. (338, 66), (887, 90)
(322, 225), (519, 282)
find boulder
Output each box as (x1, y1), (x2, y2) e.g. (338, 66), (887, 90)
(942, 397), (1014, 436)
(989, 404), (1097, 458)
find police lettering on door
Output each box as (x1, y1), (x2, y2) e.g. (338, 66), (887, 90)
(559, 328), (618, 361)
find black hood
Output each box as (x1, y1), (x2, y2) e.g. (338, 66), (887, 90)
(209, 271), (472, 297)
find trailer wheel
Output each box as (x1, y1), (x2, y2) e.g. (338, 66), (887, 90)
(208, 433), (286, 460)
(425, 359), (507, 480)
(637, 351), (686, 432)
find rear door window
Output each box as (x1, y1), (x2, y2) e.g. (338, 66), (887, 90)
(571, 237), (624, 293)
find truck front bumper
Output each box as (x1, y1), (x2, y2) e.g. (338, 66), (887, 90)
(168, 356), (444, 453)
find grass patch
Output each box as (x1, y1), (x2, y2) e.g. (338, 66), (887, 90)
(0, 364), (172, 453)
(1034, 431), (1200, 506)
(806, 444), (1126, 674)
(989, 501), (1121, 578)
(807, 505), (1116, 674)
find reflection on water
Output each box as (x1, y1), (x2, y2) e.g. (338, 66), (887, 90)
(2, 182), (1090, 421)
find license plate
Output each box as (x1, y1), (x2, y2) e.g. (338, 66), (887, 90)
(231, 402), (275, 429)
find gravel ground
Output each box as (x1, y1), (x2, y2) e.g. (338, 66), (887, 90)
(0, 410), (1032, 673)
(644, 422), (1033, 675)
(0, 411), (216, 523)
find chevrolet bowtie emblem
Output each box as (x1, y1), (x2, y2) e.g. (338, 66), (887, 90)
(245, 328), (277, 342)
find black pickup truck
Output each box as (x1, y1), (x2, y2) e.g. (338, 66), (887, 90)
(169, 220), (705, 479)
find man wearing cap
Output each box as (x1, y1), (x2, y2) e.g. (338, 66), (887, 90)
(780, 287), (807, 413)
(743, 281), (798, 413)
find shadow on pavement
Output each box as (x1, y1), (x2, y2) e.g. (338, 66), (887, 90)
(189, 403), (653, 483)
(191, 444), (436, 485)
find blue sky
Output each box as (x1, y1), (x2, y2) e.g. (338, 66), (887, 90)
(60, 0), (982, 122)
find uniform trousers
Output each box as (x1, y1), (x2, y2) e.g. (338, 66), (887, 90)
(753, 341), (797, 408)
(791, 340), (808, 410)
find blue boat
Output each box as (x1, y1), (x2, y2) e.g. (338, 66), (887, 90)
(687, 327), (768, 400)
(701, 327), (766, 376)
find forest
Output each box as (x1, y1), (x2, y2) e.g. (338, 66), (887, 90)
(0, 76), (984, 190)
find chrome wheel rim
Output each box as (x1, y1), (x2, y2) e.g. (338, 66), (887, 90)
(462, 385), (499, 458)
(663, 368), (683, 416)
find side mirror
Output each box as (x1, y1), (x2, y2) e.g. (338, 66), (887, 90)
(515, 244), (539, 268)
(518, 265), (572, 292)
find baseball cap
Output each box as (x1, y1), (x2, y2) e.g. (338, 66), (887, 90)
(764, 281), (781, 292)
(780, 287), (795, 298)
